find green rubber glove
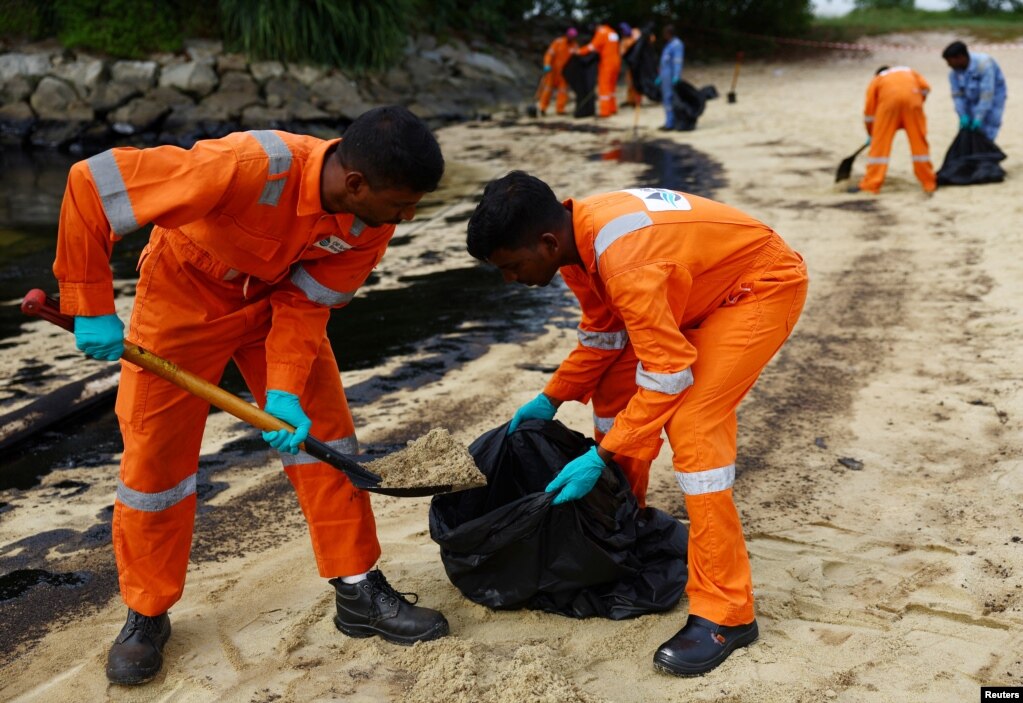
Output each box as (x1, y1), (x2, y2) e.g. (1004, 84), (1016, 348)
(262, 390), (312, 454)
(73, 314), (124, 361)
(970, 116), (983, 131)
(545, 446), (606, 505)
(508, 393), (557, 434)
(959, 114), (970, 129)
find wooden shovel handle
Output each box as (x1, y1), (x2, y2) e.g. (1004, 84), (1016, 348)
(19, 289), (385, 489)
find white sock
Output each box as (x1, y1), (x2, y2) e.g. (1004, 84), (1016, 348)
(340, 571), (368, 584)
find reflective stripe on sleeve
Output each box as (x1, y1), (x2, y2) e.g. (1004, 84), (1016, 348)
(248, 130), (292, 206)
(593, 412), (615, 434)
(636, 361), (693, 395)
(863, 116), (875, 123)
(279, 434), (360, 467)
(578, 328), (628, 350)
(675, 464), (735, 495)
(911, 155), (931, 162)
(594, 211), (654, 264)
(116, 474), (196, 512)
(86, 150), (140, 236)
(290, 265), (356, 306)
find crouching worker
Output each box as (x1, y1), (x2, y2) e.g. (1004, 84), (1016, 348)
(54, 106), (450, 686)
(466, 173), (808, 676)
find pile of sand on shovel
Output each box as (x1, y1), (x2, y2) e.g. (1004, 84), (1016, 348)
(364, 428), (487, 490)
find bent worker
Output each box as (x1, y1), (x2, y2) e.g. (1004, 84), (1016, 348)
(618, 22), (643, 107)
(658, 25), (685, 130)
(942, 40), (1007, 142)
(540, 27), (579, 116)
(577, 21), (621, 117)
(54, 106), (450, 686)
(853, 65), (937, 195)
(466, 172), (808, 676)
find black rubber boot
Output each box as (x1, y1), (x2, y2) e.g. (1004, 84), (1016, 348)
(330, 570), (449, 646)
(653, 614), (758, 677)
(105, 608), (171, 685)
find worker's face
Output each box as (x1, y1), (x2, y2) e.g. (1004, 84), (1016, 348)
(945, 54), (969, 71)
(351, 184), (425, 228)
(488, 239), (560, 287)
(327, 168), (424, 227)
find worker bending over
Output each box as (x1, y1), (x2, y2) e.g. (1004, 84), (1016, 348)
(855, 65), (937, 195)
(467, 173), (808, 677)
(55, 106), (450, 685)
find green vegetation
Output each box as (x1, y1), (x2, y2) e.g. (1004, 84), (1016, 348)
(814, 7), (1023, 42)
(54, 0), (180, 58)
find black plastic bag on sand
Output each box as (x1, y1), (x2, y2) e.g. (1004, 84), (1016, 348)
(937, 129), (1006, 186)
(670, 80), (718, 131)
(562, 54), (598, 118)
(429, 420), (688, 620)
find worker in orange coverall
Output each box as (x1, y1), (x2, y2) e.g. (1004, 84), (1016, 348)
(467, 172), (808, 677)
(854, 65), (937, 194)
(577, 22), (621, 117)
(539, 26), (579, 116)
(618, 22), (644, 107)
(54, 106), (450, 687)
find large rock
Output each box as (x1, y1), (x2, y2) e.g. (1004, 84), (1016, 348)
(264, 76), (309, 109)
(310, 73), (374, 120)
(288, 64), (325, 87)
(29, 120), (86, 149)
(110, 60), (158, 91)
(0, 101), (36, 144)
(217, 53), (248, 73)
(201, 90), (261, 120)
(250, 61), (285, 83)
(184, 39), (223, 65)
(458, 51), (517, 81)
(2, 75), (34, 103)
(159, 61), (218, 97)
(240, 105), (292, 130)
(402, 54), (443, 89)
(30, 76), (94, 121)
(0, 52), (52, 83)
(89, 82), (139, 112)
(52, 56), (105, 98)
(108, 96), (172, 134)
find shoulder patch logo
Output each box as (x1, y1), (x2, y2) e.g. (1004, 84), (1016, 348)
(314, 236), (352, 254)
(621, 188), (692, 212)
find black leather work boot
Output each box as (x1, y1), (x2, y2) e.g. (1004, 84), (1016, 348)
(653, 614), (758, 677)
(105, 608), (172, 685)
(330, 570), (449, 646)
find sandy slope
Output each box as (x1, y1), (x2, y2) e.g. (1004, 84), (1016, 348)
(2, 32), (1022, 702)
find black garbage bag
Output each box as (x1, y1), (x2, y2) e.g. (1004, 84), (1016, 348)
(562, 53), (599, 118)
(670, 80), (718, 131)
(625, 24), (660, 102)
(429, 419), (688, 620)
(937, 129), (1006, 186)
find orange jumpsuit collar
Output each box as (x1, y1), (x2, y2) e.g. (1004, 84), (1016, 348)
(297, 138), (342, 217)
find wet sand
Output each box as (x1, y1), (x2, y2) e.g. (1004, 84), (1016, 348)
(2, 32), (1022, 702)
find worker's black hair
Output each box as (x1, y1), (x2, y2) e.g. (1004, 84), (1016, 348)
(942, 41), (969, 60)
(875, 65), (889, 75)
(663, 24), (676, 39)
(466, 171), (566, 260)
(338, 105), (444, 193)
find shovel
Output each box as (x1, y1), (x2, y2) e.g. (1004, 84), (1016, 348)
(835, 141), (870, 183)
(727, 51), (743, 104)
(20, 289), (453, 498)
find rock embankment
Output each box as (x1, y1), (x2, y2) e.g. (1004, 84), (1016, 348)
(0, 35), (537, 151)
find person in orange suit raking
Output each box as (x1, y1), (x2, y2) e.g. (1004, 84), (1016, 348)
(853, 65), (937, 195)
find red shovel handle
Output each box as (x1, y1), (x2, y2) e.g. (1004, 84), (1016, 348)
(21, 289), (74, 332)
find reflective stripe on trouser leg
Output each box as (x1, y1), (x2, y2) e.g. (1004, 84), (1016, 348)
(234, 337), (381, 578)
(593, 343), (653, 507)
(667, 246), (808, 625)
(859, 113), (897, 192)
(903, 104), (936, 191)
(597, 66), (619, 116)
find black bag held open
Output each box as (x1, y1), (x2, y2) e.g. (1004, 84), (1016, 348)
(429, 420), (688, 620)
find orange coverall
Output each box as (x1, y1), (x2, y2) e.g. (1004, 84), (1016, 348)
(540, 35), (577, 115)
(578, 24), (621, 117)
(544, 189), (808, 626)
(54, 132), (387, 616)
(859, 66), (937, 193)
(619, 28), (643, 107)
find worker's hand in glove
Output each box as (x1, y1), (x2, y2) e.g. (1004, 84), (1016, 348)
(865, 136), (872, 146)
(74, 313), (124, 361)
(543, 65), (552, 73)
(508, 393), (558, 434)
(970, 116), (984, 131)
(545, 446), (607, 505)
(959, 113), (970, 129)
(262, 390), (312, 454)
(672, 76), (680, 85)
(654, 76), (661, 86)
